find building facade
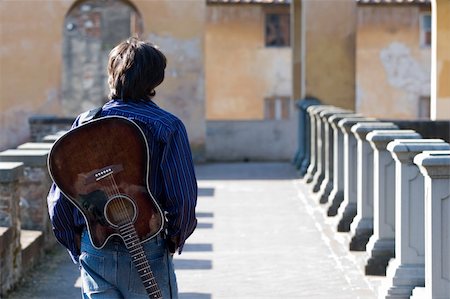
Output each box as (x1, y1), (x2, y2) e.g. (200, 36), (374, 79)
(356, 0), (432, 119)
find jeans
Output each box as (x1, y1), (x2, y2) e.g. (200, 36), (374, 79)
(80, 229), (178, 299)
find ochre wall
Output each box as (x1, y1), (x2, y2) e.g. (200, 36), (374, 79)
(433, 0), (450, 120)
(134, 0), (206, 156)
(0, 1), (69, 149)
(205, 4), (291, 120)
(356, 5), (431, 119)
(301, 0), (356, 110)
(0, 0), (206, 157)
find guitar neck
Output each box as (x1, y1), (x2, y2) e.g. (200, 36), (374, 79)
(119, 223), (163, 299)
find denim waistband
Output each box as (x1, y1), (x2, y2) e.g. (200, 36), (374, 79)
(81, 228), (165, 253)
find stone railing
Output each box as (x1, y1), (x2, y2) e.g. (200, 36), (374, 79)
(0, 127), (69, 296)
(298, 104), (450, 299)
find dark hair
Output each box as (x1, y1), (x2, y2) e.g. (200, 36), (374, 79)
(107, 37), (167, 101)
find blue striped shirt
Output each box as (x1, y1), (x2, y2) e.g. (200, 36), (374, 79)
(47, 99), (198, 263)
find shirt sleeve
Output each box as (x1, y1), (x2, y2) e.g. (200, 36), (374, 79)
(47, 115), (84, 263)
(47, 184), (83, 263)
(159, 119), (198, 253)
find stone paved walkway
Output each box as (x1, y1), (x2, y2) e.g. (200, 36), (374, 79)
(6, 163), (380, 299)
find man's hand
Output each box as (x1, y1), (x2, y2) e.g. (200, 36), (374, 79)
(167, 236), (179, 256)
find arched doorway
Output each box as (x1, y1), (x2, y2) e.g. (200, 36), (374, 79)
(61, 0), (143, 116)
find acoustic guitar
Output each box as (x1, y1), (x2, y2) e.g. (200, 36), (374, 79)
(48, 116), (165, 299)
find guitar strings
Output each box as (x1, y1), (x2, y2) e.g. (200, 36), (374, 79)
(106, 174), (161, 296)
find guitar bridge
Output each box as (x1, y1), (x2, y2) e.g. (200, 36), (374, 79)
(85, 164), (124, 184)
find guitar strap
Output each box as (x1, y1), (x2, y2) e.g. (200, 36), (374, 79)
(78, 107), (103, 125)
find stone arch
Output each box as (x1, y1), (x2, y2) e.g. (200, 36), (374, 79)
(61, 0), (143, 116)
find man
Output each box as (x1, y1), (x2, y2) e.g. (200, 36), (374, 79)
(47, 37), (198, 299)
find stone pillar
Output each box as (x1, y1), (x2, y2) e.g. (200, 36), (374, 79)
(304, 105), (333, 184)
(380, 140), (450, 299)
(316, 109), (349, 203)
(336, 117), (376, 232)
(412, 150), (450, 299)
(349, 122), (399, 251)
(303, 105), (320, 183)
(0, 162), (23, 296)
(0, 150), (54, 249)
(310, 106), (344, 193)
(365, 130), (422, 276)
(310, 106), (341, 191)
(294, 98), (320, 174)
(326, 113), (363, 216)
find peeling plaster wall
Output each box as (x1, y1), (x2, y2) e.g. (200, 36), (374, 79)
(0, 0), (206, 158)
(356, 5), (431, 119)
(205, 5), (292, 120)
(0, 1), (70, 151)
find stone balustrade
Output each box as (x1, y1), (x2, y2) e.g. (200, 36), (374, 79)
(336, 117), (377, 232)
(311, 107), (347, 194)
(294, 98), (320, 176)
(412, 151), (450, 299)
(349, 122), (399, 252)
(295, 104), (450, 299)
(365, 130), (422, 276)
(304, 105), (335, 184)
(0, 162), (23, 296)
(326, 113), (363, 216)
(317, 109), (351, 204)
(380, 140), (450, 299)
(0, 134), (61, 294)
(0, 150), (52, 237)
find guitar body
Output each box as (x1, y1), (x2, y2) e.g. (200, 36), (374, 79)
(48, 116), (164, 249)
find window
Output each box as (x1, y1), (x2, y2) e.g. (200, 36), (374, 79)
(420, 13), (431, 47)
(265, 13), (290, 47)
(264, 97), (290, 120)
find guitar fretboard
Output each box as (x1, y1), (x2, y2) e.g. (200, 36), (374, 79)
(119, 222), (163, 299)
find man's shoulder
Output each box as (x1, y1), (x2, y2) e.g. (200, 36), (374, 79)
(102, 100), (184, 136)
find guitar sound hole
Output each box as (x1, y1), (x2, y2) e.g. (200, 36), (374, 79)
(104, 195), (137, 227)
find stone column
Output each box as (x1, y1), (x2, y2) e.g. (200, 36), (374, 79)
(304, 105), (334, 184)
(326, 113), (363, 216)
(365, 130), (421, 276)
(0, 150), (54, 249)
(349, 122), (399, 251)
(380, 140), (450, 299)
(0, 162), (23, 296)
(336, 117), (376, 232)
(310, 106), (342, 192)
(412, 151), (450, 299)
(317, 109), (349, 203)
(303, 105), (320, 183)
(294, 98), (320, 174)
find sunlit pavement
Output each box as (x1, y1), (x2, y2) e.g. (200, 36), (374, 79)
(7, 163), (381, 299)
